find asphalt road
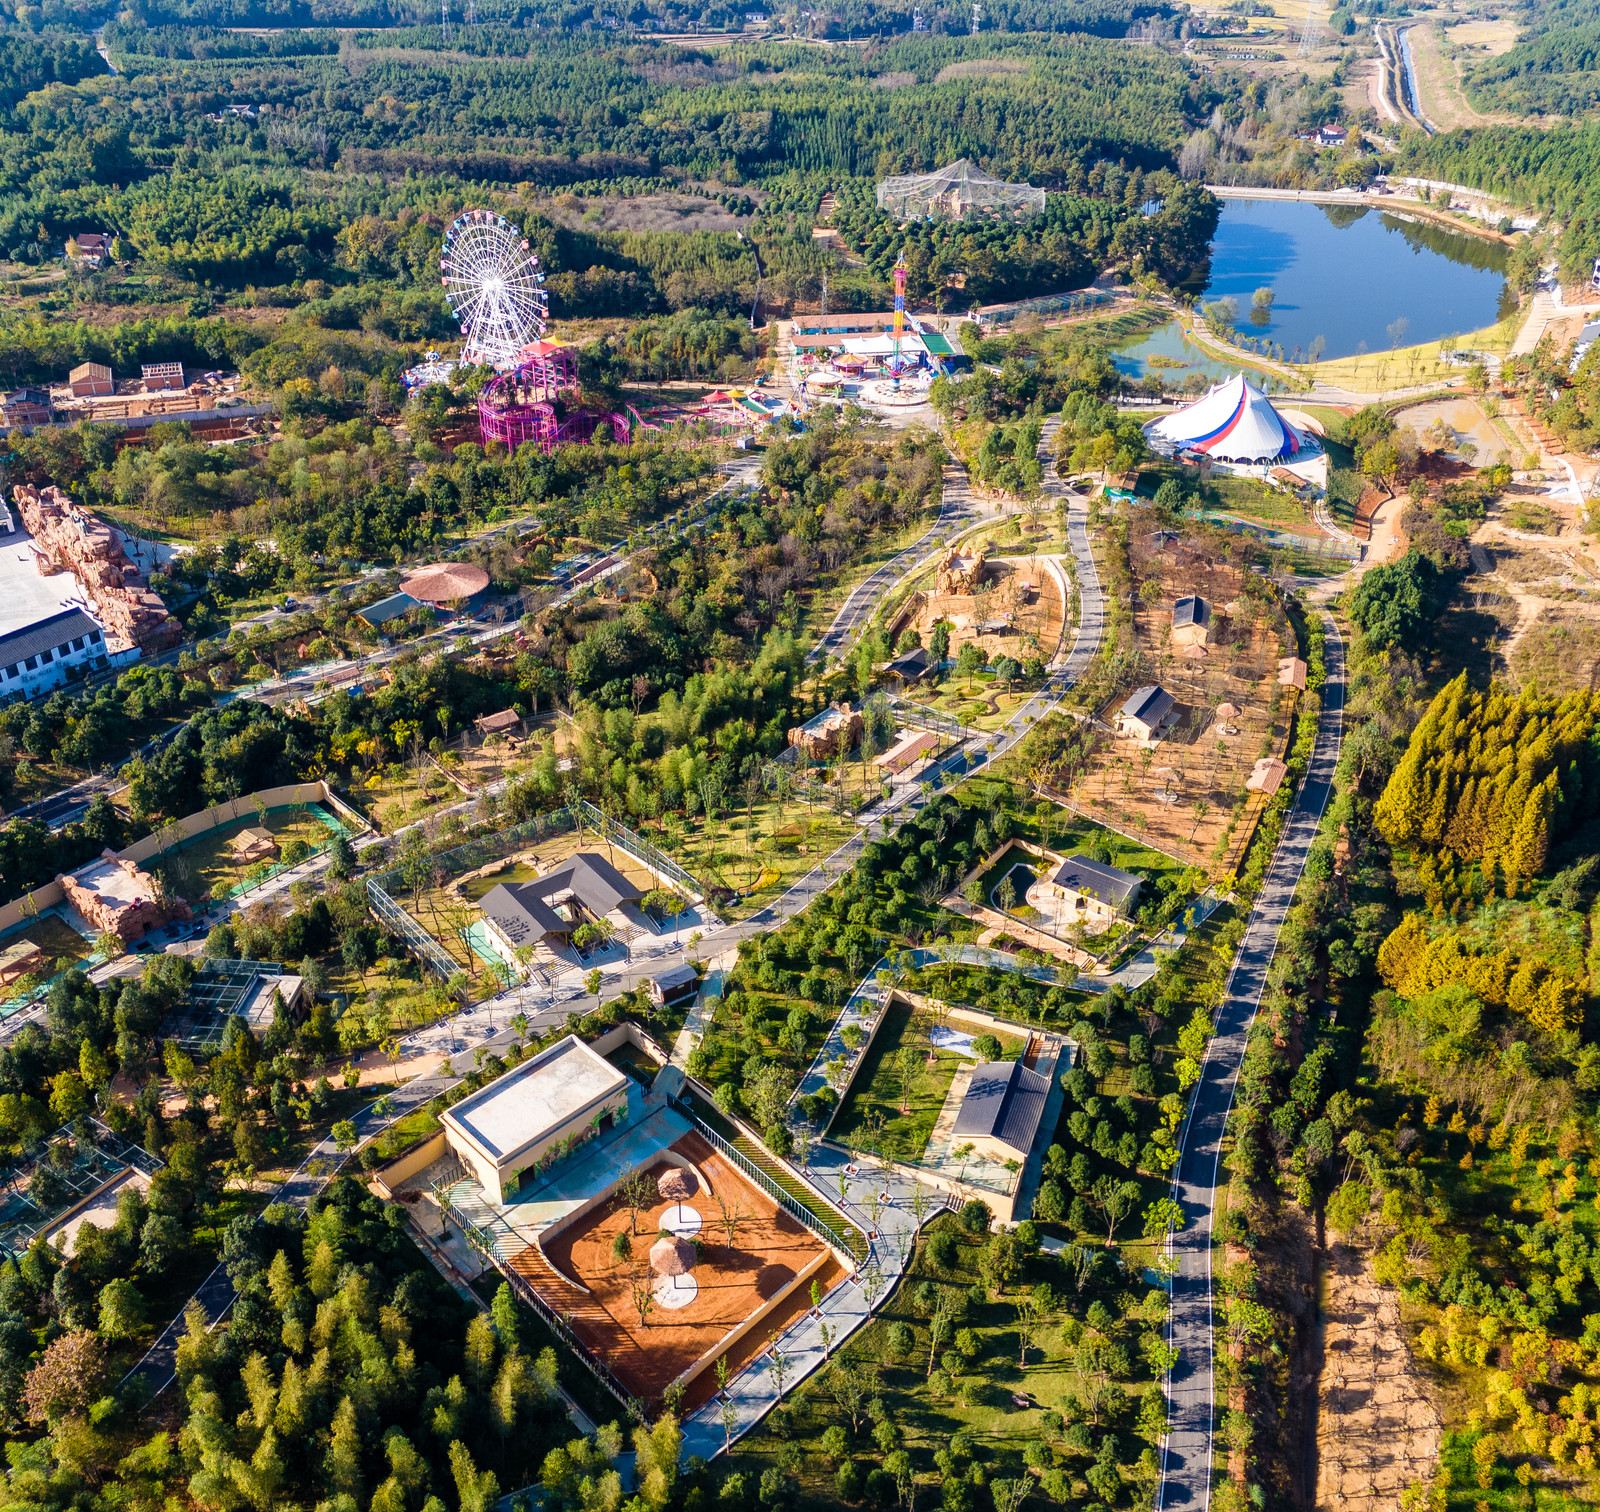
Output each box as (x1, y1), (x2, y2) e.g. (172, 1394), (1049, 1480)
(807, 462), (985, 666)
(1157, 613), (1347, 1511)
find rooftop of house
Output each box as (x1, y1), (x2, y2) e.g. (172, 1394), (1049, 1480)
(952, 1059), (1051, 1156)
(358, 591), (429, 626)
(1049, 854), (1143, 908)
(1120, 683), (1175, 727)
(480, 852), (643, 944)
(441, 1034), (629, 1164)
(0, 607), (103, 670)
(1172, 595), (1211, 629)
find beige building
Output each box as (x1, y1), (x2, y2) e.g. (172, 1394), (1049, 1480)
(1041, 855), (1143, 929)
(441, 1035), (630, 1204)
(68, 363), (114, 399)
(1171, 595), (1212, 649)
(1117, 684), (1176, 745)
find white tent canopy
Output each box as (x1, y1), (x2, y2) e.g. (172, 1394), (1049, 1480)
(1149, 373), (1305, 464)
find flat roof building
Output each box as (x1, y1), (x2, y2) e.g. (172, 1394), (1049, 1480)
(441, 1034), (630, 1203)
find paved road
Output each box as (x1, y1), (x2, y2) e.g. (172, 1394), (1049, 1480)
(1157, 613), (1346, 1511)
(808, 462), (987, 666)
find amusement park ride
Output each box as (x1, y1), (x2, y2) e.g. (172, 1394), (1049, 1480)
(412, 208), (628, 454)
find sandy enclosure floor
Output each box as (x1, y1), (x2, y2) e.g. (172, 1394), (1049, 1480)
(531, 1134), (841, 1403)
(1315, 1241), (1441, 1512)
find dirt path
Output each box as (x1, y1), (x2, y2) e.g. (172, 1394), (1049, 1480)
(1315, 1240), (1441, 1511)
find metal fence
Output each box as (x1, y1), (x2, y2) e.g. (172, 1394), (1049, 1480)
(365, 799), (711, 982)
(366, 875), (460, 981)
(434, 1185), (640, 1414)
(671, 1098), (863, 1261)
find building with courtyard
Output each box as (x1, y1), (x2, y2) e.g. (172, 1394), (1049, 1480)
(1041, 855), (1143, 927)
(478, 852), (642, 959)
(441, 1034), (631, 1204)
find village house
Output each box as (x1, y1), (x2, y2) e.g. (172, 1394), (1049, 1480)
(1171, 595), (1212, 649)
(67, 362), (114, 399)
(1117, 684), (1176, 744)
(1040, 855), (1143, 929)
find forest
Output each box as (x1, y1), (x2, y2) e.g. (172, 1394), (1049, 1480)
(1463, 0), (1600, 115)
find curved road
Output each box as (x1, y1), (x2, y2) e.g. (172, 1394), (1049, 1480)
(1157, 613), (1346, 1510)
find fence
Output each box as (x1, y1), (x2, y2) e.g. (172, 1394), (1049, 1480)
(433, 1183), (640, 1414)
(670, 1097), (863, 1262)
(366, 876), (460, 982)
(365, 799), (711, 982)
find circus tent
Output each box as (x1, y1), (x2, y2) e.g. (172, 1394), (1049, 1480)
(1149, 373), (1305, 464)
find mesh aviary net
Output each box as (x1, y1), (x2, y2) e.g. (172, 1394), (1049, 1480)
(875, 158), (1046, 221)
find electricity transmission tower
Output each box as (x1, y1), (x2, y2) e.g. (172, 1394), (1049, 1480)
(970, 0), (981, 32)
(1297, 0), (1324, 56)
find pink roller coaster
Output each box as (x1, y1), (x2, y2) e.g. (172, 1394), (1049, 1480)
(476, 341), (629, 452)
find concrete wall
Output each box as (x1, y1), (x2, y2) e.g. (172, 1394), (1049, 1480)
(0, 779), (368, 935)
(369, 1130), (450, 1200)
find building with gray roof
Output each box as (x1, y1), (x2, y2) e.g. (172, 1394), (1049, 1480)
(953, 1059), (1052, 1161)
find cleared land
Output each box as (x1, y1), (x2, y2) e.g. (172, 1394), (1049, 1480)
(1066, 513), (1297, 870)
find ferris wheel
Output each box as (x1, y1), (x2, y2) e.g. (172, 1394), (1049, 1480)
(440, 209), (549, 371)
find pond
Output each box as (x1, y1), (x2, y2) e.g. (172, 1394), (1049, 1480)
(1115, 195), (1513, 379)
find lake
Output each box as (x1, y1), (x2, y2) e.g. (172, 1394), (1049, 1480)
(1115, 195), (1512, 380)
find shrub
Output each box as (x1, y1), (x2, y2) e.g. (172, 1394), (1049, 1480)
(971, 1033), (1003, 1060)
(960, 1199), (993, 1235)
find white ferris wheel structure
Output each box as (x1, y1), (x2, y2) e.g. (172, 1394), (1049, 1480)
(439, 209), (550, 371)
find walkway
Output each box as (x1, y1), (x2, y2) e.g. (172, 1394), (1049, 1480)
(1156, 613), (1347, 1510)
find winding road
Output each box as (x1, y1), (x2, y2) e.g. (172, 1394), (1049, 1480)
(1157, 614), (1347, 1510)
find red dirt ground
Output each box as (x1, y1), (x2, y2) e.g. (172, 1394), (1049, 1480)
(529, 1133), (843, 1405)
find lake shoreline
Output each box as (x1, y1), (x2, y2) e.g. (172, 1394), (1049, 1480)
(1205, 183), (1522, 250)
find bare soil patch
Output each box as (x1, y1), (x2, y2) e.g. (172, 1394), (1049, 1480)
(533, 1138), (839, 1405)
(1315, 1240), (1442, 1511)
(1065, 512), (1297, 871)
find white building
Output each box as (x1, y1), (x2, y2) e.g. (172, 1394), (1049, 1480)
(0, 608), (109, 701)
(441, 1035), (630, 1204)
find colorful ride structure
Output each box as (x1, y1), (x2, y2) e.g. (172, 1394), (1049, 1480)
(476, 340), (630, 453)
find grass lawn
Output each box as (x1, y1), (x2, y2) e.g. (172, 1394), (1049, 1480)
(903, 673), (1036, 732)
(1200, 474), (1319, 532)
(1303, 306), (1521, 392)
(728, 1212), (1168, 1502)
(0, 912), (95, 1004)
(151, 803), (347, 905)
(830, 1000), (1023, 1164)
(654, 799), (862, 916)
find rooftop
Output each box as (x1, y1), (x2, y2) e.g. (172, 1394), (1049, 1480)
(442, 1034), (629, 1162)
(1172, 595), (1211, 629)
(0, 528), (97, 644)
(1050, 854), (1143, 907)
(358, 591), (428, 626)
(0, 606), (102, 670)
(1121, 683), (1175, 726)
(953, 1060), (1051, 1156)
(480, 851), (643, 944)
